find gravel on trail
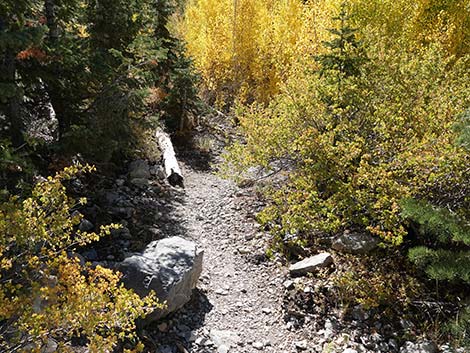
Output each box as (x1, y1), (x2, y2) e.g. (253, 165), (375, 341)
(145, 158), (304, 353)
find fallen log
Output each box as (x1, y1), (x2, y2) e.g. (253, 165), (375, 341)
(156, 129), (184, 188)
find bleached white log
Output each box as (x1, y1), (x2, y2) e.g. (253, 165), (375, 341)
(156, 129), (184, 187)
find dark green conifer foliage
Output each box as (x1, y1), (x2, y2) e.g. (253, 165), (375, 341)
(314, 2), (368, 124)
(0, 1), (46, 146)
(315, 3), (366, 79)
(402, 109), (470, 283)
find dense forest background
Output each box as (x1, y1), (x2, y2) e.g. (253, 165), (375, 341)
(0, 0), (469, 351)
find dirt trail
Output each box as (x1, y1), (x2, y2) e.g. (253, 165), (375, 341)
(147, 158), (306, 353)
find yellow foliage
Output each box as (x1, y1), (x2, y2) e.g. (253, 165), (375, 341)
(183, 0), (469, 105)
(0, 164), (160, 352)
(183, 0), (339, 105)
(221, 12), (470, 244)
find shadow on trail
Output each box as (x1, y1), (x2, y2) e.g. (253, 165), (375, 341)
(172, 133), (219, 173)
(144, 288), (214, 353)
(78, 168), (190, 260)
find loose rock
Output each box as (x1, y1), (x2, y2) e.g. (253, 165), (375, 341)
(400, 340), (438, 353)
(332, 231), (379, 254)
(289, 253), (333, 276)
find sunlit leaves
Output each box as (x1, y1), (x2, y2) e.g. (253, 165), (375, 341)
(0, 165), (160, 352)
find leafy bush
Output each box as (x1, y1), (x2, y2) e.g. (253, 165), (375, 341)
(332, 255), (421, 312)
(223, 4), (470, 246)
(0, 164), (159, 352)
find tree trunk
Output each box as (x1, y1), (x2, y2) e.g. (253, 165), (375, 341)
(156, 129), (184, 187)
(45, 0), (59, 42)
(3, 50), (23, 146)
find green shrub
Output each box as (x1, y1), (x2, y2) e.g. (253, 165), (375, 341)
(224, 6), (470, 247)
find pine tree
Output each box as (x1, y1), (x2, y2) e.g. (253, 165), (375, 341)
(0, 0), (46, 146)
(314, 2), (368, 123)
(315, 3), (366, 79)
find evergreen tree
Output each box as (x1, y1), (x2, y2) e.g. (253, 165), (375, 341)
(315, 3), (366, 79)
(0, 0), (46, 146)
(314, 2), (368, 123)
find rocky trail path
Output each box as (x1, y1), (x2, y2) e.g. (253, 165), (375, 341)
(115, 120), (445, 353)
(146, 155), (306, 353)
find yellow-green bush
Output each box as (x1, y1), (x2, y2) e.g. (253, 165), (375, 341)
(222, 3), (470, 245)
(332, 255), (421, 311)
(0, 165), (159, 352)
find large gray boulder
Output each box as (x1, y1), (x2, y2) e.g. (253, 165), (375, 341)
(332, 231), (379, 254)
(118, 236), (203, 322)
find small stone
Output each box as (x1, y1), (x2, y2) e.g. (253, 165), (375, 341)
(400, 319), (415, 330)
(332, 231), (379, 254)
(400, 340), (437, 353)
(218, 344), (230, 353)
(209, 329), (240, 349)
(78, 218), (94, 232)
(343, 349), (358, 353)
(42, 339), (58, 353)
(262, 307), (272, 314)
(389, 339), (399, 351)
(158, 322), (168, 332)
(295, 340), (308, 350)
(252, 342), (264, 350)
(289, 253), (334, 276)
(116, 179), (125, 186)
(283, 280), (295, 289)
(195, 337), (206, 346)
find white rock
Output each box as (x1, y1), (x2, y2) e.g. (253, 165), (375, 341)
(218, 344), (230, 353)
(195, 337), (206, 346)
(295, 340), (308, 350)
(209, 329), (240, 350)
(343, 349), (358, 353)
(252, 341), (264, 350)
(289, 253), (333, 276)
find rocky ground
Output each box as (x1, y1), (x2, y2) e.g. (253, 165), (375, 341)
(75, 119), (462, 353)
